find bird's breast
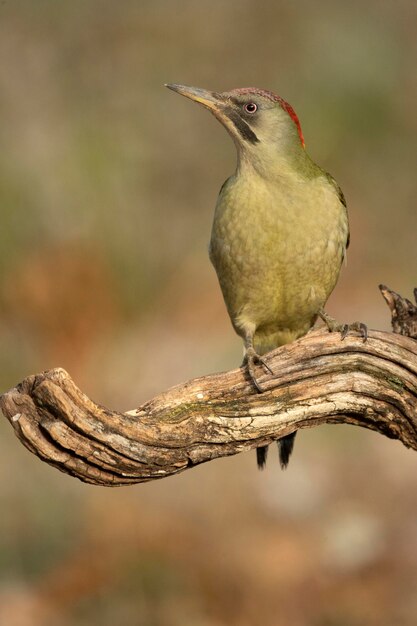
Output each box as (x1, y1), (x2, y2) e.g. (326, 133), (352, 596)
(209, 172), (348, 342)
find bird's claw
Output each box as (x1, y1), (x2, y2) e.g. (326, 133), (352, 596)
(340, 321), (368, 342)
(318, 309), (368, 342)
(245, 348), (274, 393)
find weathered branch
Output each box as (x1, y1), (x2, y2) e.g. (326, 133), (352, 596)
(1, 285), (417, 486)
(380, 283), (417, 338)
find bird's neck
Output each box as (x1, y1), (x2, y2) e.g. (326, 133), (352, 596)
(236, 144), (318, 183)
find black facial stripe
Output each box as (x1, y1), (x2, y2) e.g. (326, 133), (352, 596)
(224, 106), (259, 144)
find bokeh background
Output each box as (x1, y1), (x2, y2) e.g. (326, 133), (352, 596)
(0, 1), (416, 625)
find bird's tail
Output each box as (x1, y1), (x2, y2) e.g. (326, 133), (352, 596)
(277, 432), (296, 469)
(256, 432), (296, 470)
(256, 445), (268, 469)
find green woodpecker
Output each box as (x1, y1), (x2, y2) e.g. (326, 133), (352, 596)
(166, 83), (365, 470)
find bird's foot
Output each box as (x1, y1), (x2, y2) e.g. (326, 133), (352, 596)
(318, 309), (368, 342)
(339, 321), (368, 341)
(244, 347), (274, 393)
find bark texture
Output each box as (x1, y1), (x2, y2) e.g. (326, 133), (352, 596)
(1, 285), (417, 486)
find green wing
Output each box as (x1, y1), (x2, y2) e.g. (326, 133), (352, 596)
(325, 171), (350, 249)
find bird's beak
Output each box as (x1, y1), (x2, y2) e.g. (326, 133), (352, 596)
(165, 84), (222, 112)
(165, 83), (258, 147)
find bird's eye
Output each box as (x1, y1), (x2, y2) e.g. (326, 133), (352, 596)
(244, 102), (258, 114)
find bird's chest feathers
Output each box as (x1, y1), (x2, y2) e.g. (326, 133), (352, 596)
(211, 175), (346, 272)
(209, 173), (348, 329)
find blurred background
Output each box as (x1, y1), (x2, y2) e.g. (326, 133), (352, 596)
(0, 1), (416, 625)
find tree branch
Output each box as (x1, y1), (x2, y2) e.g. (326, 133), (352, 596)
(1, 285), (417, 486)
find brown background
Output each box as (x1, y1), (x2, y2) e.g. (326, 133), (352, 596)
(0, 1), (416, 625)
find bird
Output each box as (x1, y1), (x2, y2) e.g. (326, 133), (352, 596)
(166, 83), (364, 470)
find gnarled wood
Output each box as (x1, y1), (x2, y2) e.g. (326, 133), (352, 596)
(380, 283), (417, 338)
(1, 286), (417, 486)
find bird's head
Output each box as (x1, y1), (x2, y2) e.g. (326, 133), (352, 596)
(166, 83), (306, 175)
